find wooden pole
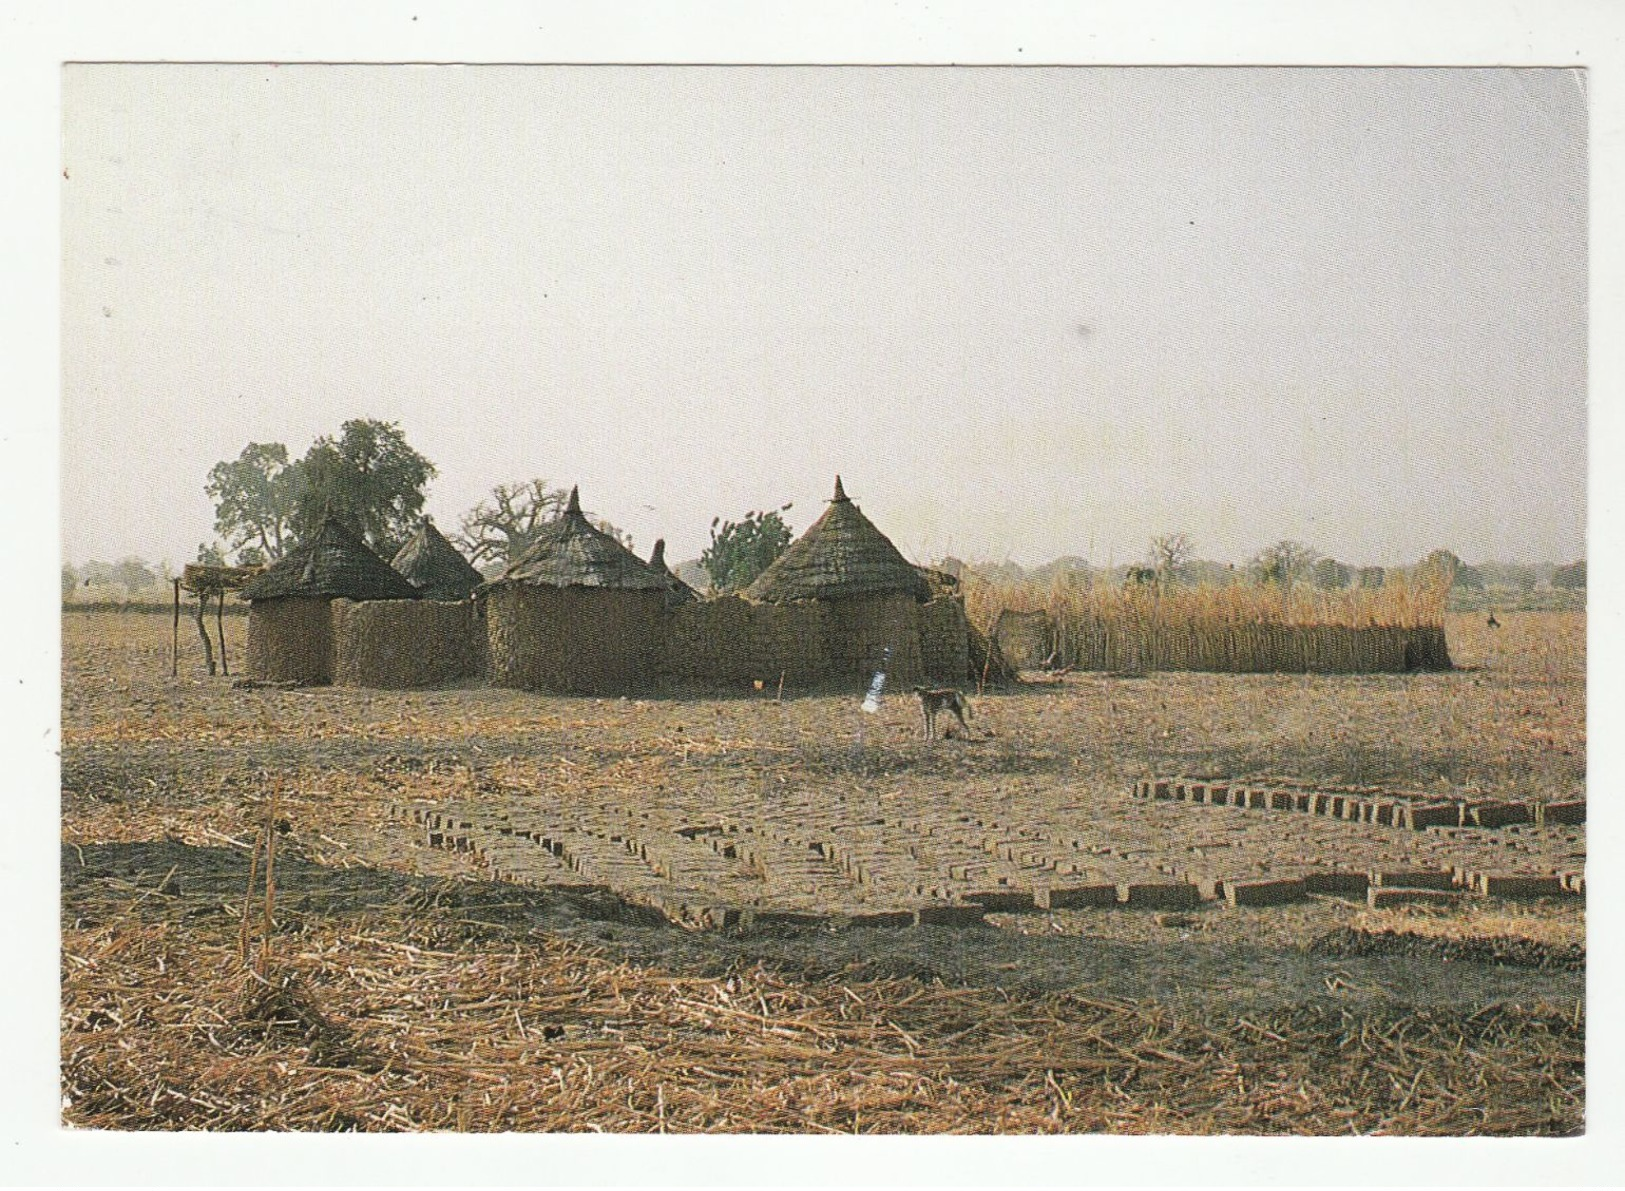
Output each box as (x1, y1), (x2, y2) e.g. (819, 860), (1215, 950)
(171, 578), (181, 677)
(215, 588), (229, 676)
(193, 589), (216, 676)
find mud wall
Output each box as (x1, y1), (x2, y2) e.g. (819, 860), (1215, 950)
(246, 597), (334, 685)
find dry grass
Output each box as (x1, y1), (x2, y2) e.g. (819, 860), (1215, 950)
(1354, 904), (1585, 950)
(963, 571), (1450, 635)
(61, 906), (1582, 1135)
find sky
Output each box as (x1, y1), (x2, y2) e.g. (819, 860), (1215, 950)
(60, 64), (1587, 571)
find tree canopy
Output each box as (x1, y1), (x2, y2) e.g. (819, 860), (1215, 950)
(1251, 540), (1320, 589)
(286, 420), (437, 560)
(204, 442), (295, 564)
(1148, 533), (1196, 584)
(701, 506), (793, 592)
(457, 479), (634, 572)
(457, 480), (570, 569)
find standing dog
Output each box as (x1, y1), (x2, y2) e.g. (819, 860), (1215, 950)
(914, 686), (972, 739)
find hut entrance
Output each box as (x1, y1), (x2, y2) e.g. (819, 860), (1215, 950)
(174, 564), (260, 677)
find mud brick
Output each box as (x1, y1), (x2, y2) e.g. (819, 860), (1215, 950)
(1154, 780), (1175, 800)
(1301, 871), (1370, 897)
(1404, 803), (1461, 831)
(1543, 800), (1587, 826)
(1116, 882), (1201, 910)
(1563, 873), (1586, 896)
(1134, 779), (1150, 799)
(743, 909), (824, 929)
(1342, 798), (1367, 821)
(1226, 877), (1307, 907)
(1292, 791), (1314, 813)
(693, 905), (745, 929)
(831, 910), (915, 929)
(1468, 801), (1533, 829)
(1475, 874), (1567, 899)
(913, 904), (987, 927)
(1370, 869), (1457, 890)
(964, 890), (1037, 913)
(1038, 883), (1120, 909)
(1367, 887), (1461, 908)
(1373, 802), (1401, 827)
(1268, 790), (1295, 812)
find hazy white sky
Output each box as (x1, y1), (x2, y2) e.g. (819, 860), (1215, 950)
(61, 64), (1586, 569)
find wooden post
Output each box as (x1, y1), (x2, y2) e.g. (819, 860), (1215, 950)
(215, 588), (229, 676)
(193, 589), (216, 676)
(171, 578), (181, 677)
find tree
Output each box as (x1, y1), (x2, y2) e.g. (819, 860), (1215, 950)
(1552, 560), (1586, 590)
(1148, 533), (1196, 585)
(458, 480), (634, 568)
(1251, 540), (1320, 590)
(204, 442), (295, 562)
(1312, 558), (1351, 590)
(288, 419), (437, 559)
(458, 479), (570, 568)
(589, 514), (634, 551)
(701, 505), (793, 592)
(112, 556), (156, 596)
(1419, 549), (1463, 587)
(195, 542), (227, 566)
(61, 564), (77, 599)
(1356, 565), (1386, 589)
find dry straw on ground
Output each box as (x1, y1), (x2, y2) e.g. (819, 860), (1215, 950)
(61, 900), (1583, 1134)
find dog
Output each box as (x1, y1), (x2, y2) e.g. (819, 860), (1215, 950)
(914, 686), (972, 739)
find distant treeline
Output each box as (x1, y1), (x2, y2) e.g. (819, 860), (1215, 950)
(949, 553), (1585, 594)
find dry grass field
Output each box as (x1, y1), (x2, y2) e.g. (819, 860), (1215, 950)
(60, 609), (1585, 1134)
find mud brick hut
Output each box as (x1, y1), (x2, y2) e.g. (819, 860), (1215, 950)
(483, 486), (670, 694)
(647, 539), (698, 609)
(240, 515), (420, 685)
(312, 516), (488, 689)
(746, 476), (945, 688)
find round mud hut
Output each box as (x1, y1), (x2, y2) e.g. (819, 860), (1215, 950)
(482, 486), (670, 694)
(746, 476), (934, 687)
(648, 539), (698, 608)
(390, 516), (483, 601)
(240, 515), (420, 685)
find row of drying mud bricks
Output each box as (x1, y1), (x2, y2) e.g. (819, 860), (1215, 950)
(1134, 778), (1586, 905)
(394, 803), (990, 930)
(1138, 776), (1586, 831)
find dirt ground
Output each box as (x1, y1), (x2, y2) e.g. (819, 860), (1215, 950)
(59, 609), (1586, 1133)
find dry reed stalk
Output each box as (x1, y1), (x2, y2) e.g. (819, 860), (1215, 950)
(258, 780), (280, 976)
(238, 829), (262, 965)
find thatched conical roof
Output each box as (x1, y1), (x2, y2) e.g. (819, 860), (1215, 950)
(241, 515), (421, 602)
(648, 539), (697, 605)
(745, 476), (931, 603)
(391, 516), (483, 601)
(487, 487), (667, 591)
